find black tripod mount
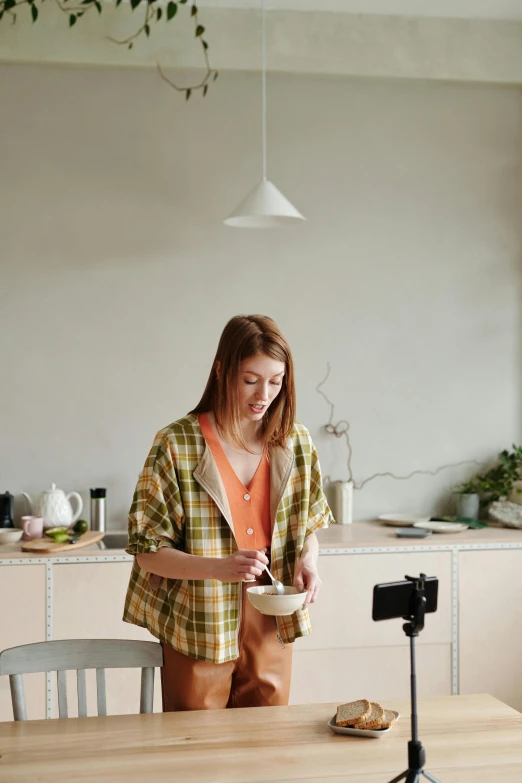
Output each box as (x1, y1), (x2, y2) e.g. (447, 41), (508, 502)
(386, 574), (441, 783)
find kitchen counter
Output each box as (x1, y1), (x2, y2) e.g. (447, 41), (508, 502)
(1, 520), (521, 559)
(316, 519), (522, 549)
(0, 540), (127, 560)
(2, 521), (522, 720)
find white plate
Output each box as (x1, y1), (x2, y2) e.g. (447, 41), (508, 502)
(413, 521), (468, 534)
(378, 513), (431, 527)
(328, 711), (400, 739)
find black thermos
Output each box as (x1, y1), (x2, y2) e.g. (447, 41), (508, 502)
(0, 492), (14, 528)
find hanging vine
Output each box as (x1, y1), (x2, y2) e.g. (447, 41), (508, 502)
(0, 0), (218, 99)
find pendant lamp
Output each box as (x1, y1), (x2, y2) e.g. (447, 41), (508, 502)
(223, 0), (305, 228)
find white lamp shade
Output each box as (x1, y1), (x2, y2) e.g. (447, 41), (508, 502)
(224, 179), (306, 228)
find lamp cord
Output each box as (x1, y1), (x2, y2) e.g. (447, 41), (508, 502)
(262, 0), (267, 181)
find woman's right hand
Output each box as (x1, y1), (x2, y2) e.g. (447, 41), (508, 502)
(214, 549), (269, 582)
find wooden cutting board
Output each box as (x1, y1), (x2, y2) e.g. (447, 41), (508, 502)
(21, 531), (105, 554)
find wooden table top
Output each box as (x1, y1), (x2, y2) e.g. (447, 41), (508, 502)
(1, 694), (522, 782)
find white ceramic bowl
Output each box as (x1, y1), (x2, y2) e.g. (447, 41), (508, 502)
(246, 585), (306, 616)
(0, 528), (23, 545)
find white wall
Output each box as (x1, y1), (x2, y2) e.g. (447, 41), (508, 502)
(1, 64), (521, 526)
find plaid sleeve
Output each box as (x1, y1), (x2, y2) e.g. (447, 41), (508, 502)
(306, 441), (335, 537)
(126, 433), (185, 555)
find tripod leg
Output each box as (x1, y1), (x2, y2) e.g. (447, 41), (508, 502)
(386, 771), (409, 783)
(421, 772), (440, 783)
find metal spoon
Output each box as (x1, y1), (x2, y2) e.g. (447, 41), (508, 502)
(265, 565), (285, 596)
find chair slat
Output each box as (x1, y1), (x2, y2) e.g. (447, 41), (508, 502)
(57, 670), (68, 718)
(10, 674), (27, 721)
(96, 668), (107, 716)
(140, 667), (154, 714)
(77, 669), (87, 717)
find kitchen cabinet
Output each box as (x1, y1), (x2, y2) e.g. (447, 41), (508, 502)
(1, 565), (47, 721)
(53, 562), (161, 717)
(2, 522), (522, 719)
(290, 551), (452, 704)
(459, 550), (522, 713)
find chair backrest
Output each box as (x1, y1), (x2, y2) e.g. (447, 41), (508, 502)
(0, 639), (163, 721)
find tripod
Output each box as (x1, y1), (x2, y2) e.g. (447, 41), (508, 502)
(386, 575), (440, 783)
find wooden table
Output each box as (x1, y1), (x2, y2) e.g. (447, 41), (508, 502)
(1, 694), (521, 782)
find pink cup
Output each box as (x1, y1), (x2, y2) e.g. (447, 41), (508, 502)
(21, 516), (44, 541)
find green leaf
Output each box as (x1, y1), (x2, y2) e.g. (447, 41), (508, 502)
(203, 84), (208, 97)
(195, 24), (204, 36)
(130, 0), (141, 8)
(185, 88), (191, 100)
(166, 1), (177, 20)
(201, 39), (208, 50)
(144, 22), (150, 35)
(0, 10), (3, 19)
(191, 5), (197, 16)
(179, 0), (187, 3)
(69, 13), (76, 25)
(31, 3), (38, 20)
(156, 6), (162, 20)
(116, 0), (123, 6)
(4, 0), (16, 10)
(213, 71), (218, 81)
(128, 42), (133, 49)
(93, 0), (101, 12)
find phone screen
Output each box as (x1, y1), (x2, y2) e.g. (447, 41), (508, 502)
(372, 577), (438, 621)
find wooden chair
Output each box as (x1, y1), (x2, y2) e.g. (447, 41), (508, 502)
(0, 639), (163, 721)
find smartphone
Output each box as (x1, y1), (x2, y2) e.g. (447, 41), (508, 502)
(395, 527), (431, 538)
(372, 576), (438, 621)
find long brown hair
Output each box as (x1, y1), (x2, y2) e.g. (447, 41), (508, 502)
(190, 315), (296, 450)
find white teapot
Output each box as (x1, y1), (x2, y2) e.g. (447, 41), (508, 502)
(21, 484), (83, 529)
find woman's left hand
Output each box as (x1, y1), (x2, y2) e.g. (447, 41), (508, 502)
(293, 558), (322, 608)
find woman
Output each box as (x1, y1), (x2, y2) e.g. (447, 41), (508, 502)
(123, 314), (334, 711)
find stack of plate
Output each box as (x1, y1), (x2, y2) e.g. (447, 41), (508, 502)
(378, 514), (468, 533)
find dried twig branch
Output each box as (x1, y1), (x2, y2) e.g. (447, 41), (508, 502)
(317, 364), (354, 483)
(356, 461), (481, 491)
(318, 363), (480, 491)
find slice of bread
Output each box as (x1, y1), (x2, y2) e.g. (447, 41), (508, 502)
(378, 709), (397, 730)
(353, 701), (385, 729)
(335, 699), (371, 727)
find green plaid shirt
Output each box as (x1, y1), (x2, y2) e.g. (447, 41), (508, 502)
(123, 414), (334, 663)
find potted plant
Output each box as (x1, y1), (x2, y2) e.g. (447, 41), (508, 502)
(453, 478), (481, 520)
(476, 447), (522, 507)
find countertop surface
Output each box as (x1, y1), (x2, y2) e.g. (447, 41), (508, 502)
(0, 537), (127, 560)
(1, 520), (522, 560)
(1, 694), (521, 783)
(316, 519), (522, 548)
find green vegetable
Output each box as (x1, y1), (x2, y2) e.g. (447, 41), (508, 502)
(73, 519), (88, 534)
